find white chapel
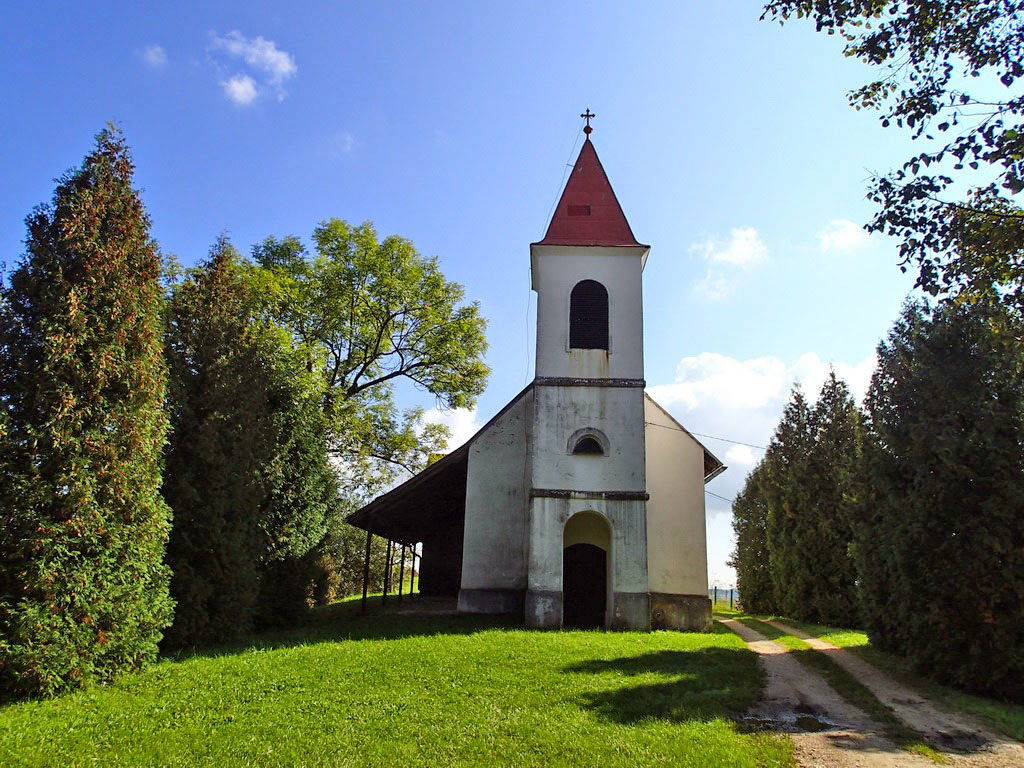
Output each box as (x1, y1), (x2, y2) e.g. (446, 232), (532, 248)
(349, 120), (724, 631)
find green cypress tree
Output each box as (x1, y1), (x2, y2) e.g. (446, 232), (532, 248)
(162, 240), (271, 646)
(858, 300), (1024, 700)
(803, 372), (863, 626)
(729, 464), (776, 614)
(162, 239), (337, 646)
(0, 127), (172, 697)
(254, 368), (338, 628)
(762, 387), (816, 618)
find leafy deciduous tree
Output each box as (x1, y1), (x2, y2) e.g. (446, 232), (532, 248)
(762, 1), (1024, 310)
(252, 220), (489, 477)
(250, 221), (490, 597)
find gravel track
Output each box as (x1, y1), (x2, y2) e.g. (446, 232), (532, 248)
(721, 618), (1023, 768)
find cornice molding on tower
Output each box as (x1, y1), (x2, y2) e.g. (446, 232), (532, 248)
(533, 376), (645, 388)
(529, 488), (650, 501)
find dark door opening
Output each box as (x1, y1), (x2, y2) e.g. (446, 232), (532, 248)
(562, 543), (607, 629)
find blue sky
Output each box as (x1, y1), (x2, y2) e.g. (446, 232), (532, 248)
(1, 2), (921, 586)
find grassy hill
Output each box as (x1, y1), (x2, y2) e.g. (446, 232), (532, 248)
(0, 605), (792, 767)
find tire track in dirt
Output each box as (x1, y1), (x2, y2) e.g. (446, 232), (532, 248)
(766, 620), (1024, 768)
(722, 617), (935, 768)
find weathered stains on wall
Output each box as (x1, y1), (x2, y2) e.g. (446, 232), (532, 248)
(563, 510), (610, 550)
(525, 494), (649, 629)
(567, 348), (609, 379)
(530, 244), (646, 380)
(459, 388), (533, 593)
(531, 385), (646, 492)
(643, 394), (710, 596)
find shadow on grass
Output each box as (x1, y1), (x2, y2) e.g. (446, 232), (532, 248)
(564, 647), (760, 725)
(163, 596), (519, 663)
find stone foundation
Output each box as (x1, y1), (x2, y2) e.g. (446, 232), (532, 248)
(457, 588), (525, 614)
(611, 591), (651, 630)
(649, 592), (711, 631)
(525, 589), (562, 628)
(466, 590), (709, 632)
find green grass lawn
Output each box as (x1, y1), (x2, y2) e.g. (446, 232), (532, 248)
(0, 607), (793, 768)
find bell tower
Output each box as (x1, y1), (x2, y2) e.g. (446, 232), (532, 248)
(526, 114), (652, 629)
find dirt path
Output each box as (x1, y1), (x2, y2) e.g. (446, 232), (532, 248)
(766, 620), (1024, 768)
(724, 618), (1019, 768)
(722, 618), (936, 768)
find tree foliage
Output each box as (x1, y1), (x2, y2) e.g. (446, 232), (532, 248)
(251, 221), (488, 469)
(762, 387), (816, 619)
(162, 240), (336, 647)
(803, 373), (863, 625)
(250, 220), (489, 599)
(0, 128), (172, 696)
(734, 375), (863, 625)
(730, 465), (777, 614)
(762, 1), (1024, 309)
(858, 300), (1024, 700)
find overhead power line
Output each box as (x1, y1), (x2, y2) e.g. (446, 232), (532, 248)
(644, 421), (767, 451)
(705, 490), (735, 505)
(689, 431), (767, 451)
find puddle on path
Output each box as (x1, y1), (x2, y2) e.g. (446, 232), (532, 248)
(739, 703), (842, 735)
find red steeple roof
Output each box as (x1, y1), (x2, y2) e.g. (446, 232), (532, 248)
(535, 137), (643, 247)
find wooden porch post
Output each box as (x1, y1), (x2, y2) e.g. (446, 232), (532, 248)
(398, 545), (406, 601)
(410, 547), (417, 595)
(382, 539), (393, 607)
(360, 529), (372, 615)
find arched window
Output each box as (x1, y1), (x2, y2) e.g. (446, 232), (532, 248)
(567, 428), (609, 456)
(569, 280), (609, 350)
(572, 436), (604, 455)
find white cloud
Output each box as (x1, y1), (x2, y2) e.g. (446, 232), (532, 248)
(725, 444), (758, 468)
(328, 130), (357, 157)
(691, 227), (768, 300)
(648, 349), (878, 586)
(140, 44), (168, 69)
(211, 31), (296, 83)
(221, 74), (258, 106)
(209, 31), (297, 104)
(818, 218), (870, 255)
(692, 272), (731, 301)
(648, 350), (876, 494)
(420, 407), (482, 452)
(697, 226), (769, 267)
(791, 351), (877, 405)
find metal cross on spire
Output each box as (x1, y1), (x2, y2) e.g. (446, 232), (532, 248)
(580, 108), (596, 135)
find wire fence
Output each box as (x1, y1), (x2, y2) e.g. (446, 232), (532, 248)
(708, 586), (739, 610)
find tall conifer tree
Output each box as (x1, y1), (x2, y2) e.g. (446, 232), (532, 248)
(162, 240), (336, 646)
(0, 128), (172, 696)
(805, 372), (863, 626)
(730, 465), (776, 614)
(858, 301), (1024, 699)
(762, 387), (815, 618)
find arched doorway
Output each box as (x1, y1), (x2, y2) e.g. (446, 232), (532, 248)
(562, 512), (610, 629)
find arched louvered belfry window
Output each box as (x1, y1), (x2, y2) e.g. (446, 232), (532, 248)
(567, 427), (609, 456)
(569, 280), (609, 350)
(572, 436), (605, 455)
